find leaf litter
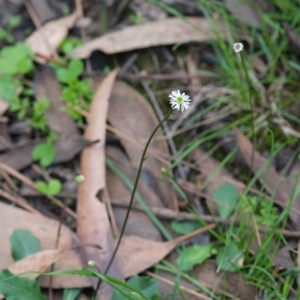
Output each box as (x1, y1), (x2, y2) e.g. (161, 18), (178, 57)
(1, 1), (300, 299)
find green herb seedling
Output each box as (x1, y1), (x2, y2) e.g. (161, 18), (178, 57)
(32, 142), (55, 167)
(36, 179), (62, 196)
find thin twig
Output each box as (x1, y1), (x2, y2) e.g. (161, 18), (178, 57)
(0, 188), (40, 214)
(146, 271), (212, 300)
(23, 0), (57, 58)
(111, 200), (300, 237)
(0, 161), (76, 219)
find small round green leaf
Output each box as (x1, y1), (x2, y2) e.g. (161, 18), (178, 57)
(10, 229), (40, 261)
(177, 244), (214, 271)
(214, 183), (239, 219)
(32, 143), (55, 167)
(171, 221), (202, 234)
(48, 179), (62, 196)
(36, 180), (49, 195)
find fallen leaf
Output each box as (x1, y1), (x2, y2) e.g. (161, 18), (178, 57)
(33, 67), (79, 137)
(225, 0), (262, 27)
(107, 80), (176, 209)
(77, 69), (122, 299)
(70, 17), (225, 58)
(26, 12), (78, 63)
(234, 127), (300, 229)
(0, 202), (90, 288)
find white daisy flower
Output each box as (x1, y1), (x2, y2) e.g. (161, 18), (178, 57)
(233, 42), (244, 53)
(169, 90), (191, 113)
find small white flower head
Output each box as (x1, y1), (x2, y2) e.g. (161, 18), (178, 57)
(88, 260), (96, 267)
(75, 175), (84, 185)
(169, 90), (191, 113)
(233, 42), (244, 53)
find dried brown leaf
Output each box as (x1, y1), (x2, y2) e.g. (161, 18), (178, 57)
(70, 17), (225, 58)
(118, 226), (214, 278)
(77, 69), (122, 299)
(107, 80), (175, 208)
(26, 12), (78, 63)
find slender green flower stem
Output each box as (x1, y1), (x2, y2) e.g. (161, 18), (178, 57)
(103, 109), (173, 275)
(240, 52), (256, 171)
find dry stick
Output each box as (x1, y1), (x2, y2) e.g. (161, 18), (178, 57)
(75, 0), (92, 74)
(111, 200), (300, 238)
(0, 169), (18, 192)
(0, 161), (77, 219)
(103, 188), (119, 236)
(0, 187), (40, 214)
(146, 271), (212, 300)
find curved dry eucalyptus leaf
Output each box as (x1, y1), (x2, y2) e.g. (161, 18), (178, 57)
(118, 226), (214, 278)
(70, 17), (225, 58)
(77, 69), (122, 299)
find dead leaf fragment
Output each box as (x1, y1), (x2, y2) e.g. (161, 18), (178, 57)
(70, 17), (225, 58)
(26, 12), (78, 63)
(118, 226), (214, 278)
(77, 69), (122, 299)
